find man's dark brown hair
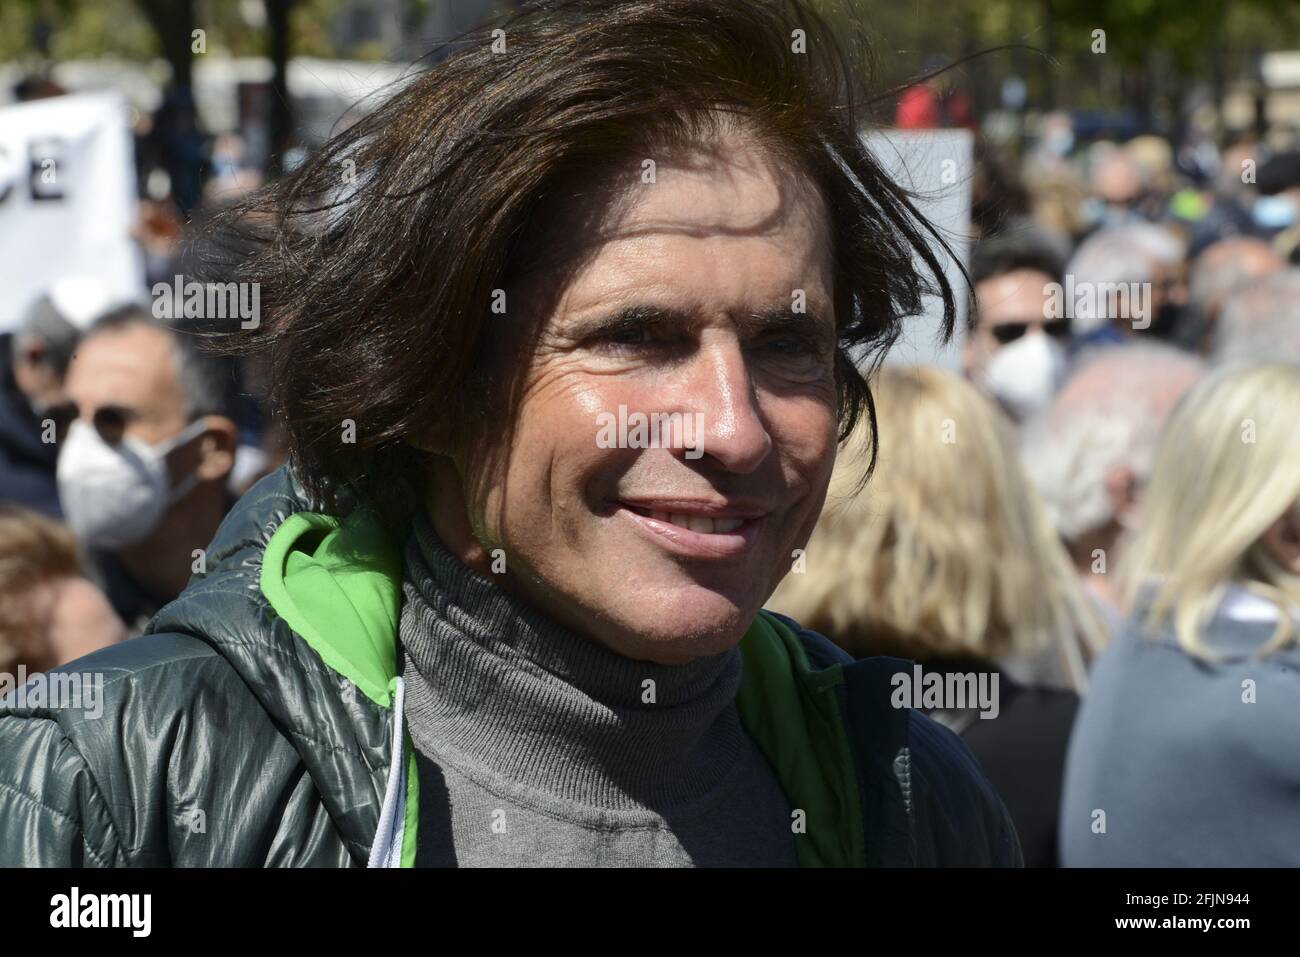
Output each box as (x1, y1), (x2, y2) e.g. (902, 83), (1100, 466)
(211, 0), (958, 526)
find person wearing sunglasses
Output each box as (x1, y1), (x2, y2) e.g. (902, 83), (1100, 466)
(962, 230), (1071, 422)
(53, 305), (239, 632)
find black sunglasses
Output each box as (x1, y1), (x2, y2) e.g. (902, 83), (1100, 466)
(38, 403), (134, 445)
(991, 318), (1072, 346)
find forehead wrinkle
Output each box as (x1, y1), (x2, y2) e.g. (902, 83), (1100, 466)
(609, 157), (829, 242)
(555, 217), (833, 323)
(510, 137), (832, 316)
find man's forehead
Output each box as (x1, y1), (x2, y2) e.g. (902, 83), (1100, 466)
(976, 270), (1055, 317)
(68, 325), (179, 404)
(977, 269), (1055, 300)
(548, 249), (835, 338)
(561, 196), (831, 313)
(613, 148), (828, 236)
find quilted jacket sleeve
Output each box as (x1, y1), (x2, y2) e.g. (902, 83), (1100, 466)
(0, 632), (224, 867)
(0, 631), (330, 867)
(0, 712), (127, 866)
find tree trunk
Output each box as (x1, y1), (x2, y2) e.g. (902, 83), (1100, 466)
(138, 0), (196, 91)
(266, 0), (294, 178)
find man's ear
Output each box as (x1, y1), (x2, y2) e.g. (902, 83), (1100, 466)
(194, 416), (239, 482)
(1261, 507), (1300, 576)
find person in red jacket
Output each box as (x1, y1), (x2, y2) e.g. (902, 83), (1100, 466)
(895, 55), (975, 130)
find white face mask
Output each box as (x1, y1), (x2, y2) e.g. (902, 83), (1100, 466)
(1252, 194), (1298, 230)
(980, 331), (1066, 421)
(57, 418), (208, 550)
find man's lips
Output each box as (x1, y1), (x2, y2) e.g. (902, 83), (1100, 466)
(615, 499), (770, 558)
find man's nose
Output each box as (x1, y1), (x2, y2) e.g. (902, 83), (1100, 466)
(678, 338), (773, 474)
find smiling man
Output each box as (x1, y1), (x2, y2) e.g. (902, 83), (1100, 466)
(0, 0), (1019, 868)
(444, 135), (842, 669)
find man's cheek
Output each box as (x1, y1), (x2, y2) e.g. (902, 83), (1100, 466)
(789, 448), (835, 543)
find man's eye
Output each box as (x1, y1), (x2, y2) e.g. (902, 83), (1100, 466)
(606, 328), (651, 345)
(590, 327), (673, 353)
(763, 334), (824, 358)
(766, 337), (807, 354)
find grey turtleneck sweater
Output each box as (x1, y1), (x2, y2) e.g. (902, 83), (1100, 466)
(397, 511), (798, 867)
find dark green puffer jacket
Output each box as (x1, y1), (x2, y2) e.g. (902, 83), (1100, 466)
(0, 466), (1021, 867)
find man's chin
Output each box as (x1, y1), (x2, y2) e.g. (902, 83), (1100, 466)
(602, 587), (761, 664)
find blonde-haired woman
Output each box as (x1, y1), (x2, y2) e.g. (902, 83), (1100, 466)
(768, 365), (1102, 866)
(1061, 361), (1300, 866)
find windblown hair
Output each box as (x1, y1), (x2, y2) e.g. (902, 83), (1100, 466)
(1120, 362), (1300, 659)
(767, 365), (1100, 690)
(203, 0), (958, 527)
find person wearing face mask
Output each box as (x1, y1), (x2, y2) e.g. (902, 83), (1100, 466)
(1065, 223), (1189, 347)
(1254, 150), (1300, 264)
(53, 305), (239, 632)
(962, 229), (1070, 423)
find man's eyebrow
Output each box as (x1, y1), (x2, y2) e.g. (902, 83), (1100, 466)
(569, 302), (833, 338)
(739, 303), (834, 336)
(567, 304), (694, 338)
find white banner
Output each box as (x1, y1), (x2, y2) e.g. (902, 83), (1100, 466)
(0, 92), (145, 332)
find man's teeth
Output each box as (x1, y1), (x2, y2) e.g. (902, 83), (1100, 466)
(647, 511), (744, 534)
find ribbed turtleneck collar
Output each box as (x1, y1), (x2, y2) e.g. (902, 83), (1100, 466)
(397, 510), (747, 811)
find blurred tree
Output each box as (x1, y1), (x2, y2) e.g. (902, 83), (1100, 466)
(0, 0), (356, 64)
(1043, 0), (1300, 124)
(6, 0), (1300, 134)
(0, 0), (154, 63)
(808, 0), (1300, 135)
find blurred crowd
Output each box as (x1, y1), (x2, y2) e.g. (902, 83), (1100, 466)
(781, 101), (1300, 866)
(3, 78), (1300, 866)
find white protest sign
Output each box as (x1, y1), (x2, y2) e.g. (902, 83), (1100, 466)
(0, 92), (144, 331)
(863, 128), (973, 369)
